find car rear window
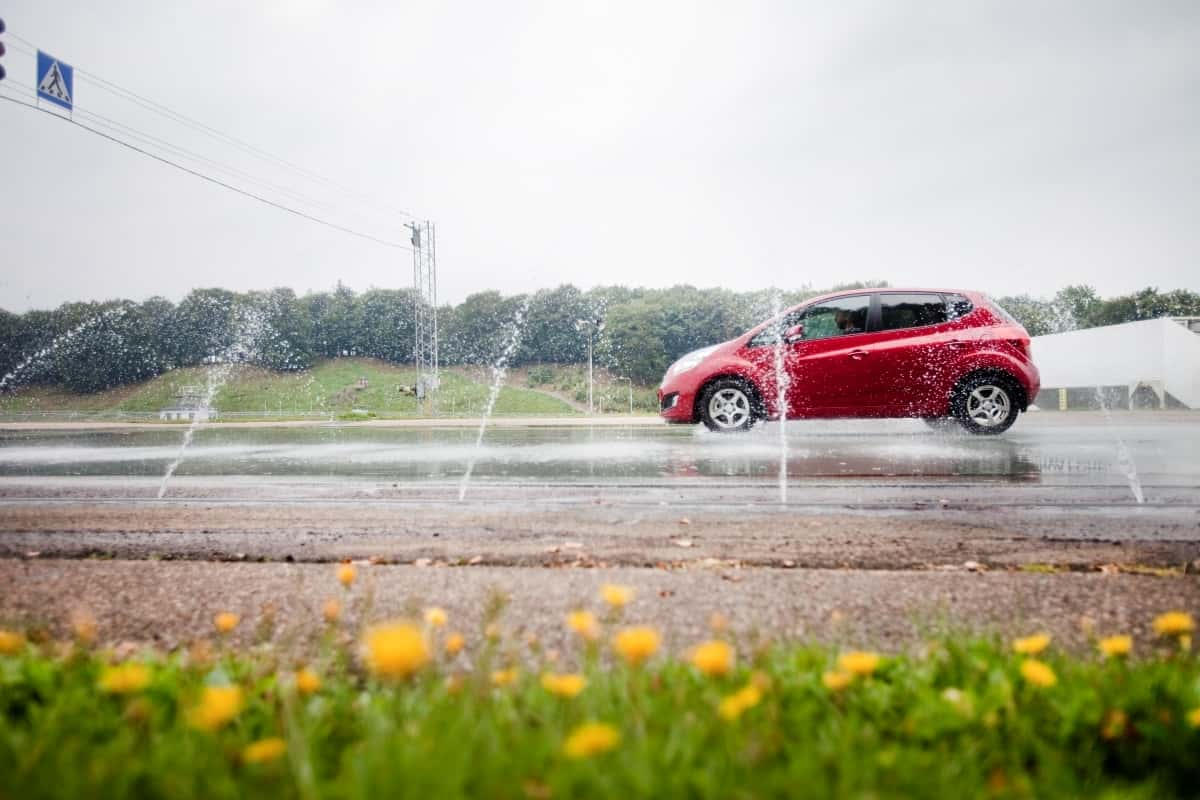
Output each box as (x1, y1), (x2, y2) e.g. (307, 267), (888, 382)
(878, 293), (947, 330)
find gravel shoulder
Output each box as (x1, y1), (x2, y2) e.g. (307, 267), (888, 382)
(2, 559), (1195, 657)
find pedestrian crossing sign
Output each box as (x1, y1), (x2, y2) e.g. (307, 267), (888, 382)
(37, 50), (73, 112)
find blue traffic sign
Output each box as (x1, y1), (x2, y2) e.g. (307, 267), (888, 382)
(37, 50), (73, 111)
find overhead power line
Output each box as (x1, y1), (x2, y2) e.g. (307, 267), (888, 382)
(5, 29), (425, 224)
(0, 91), (413, 250)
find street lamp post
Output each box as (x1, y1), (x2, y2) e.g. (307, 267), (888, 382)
(575, 317), (602, 415)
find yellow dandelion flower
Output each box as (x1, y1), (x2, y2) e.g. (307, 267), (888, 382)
(1019, 658), (1057, 688)
(1012, 633), (1051, 655)
(445, 632), (466, 656)
(838, 651), (881, 677)
(1100, 709), (1127, 741)
(1152, 611), (1195, 637)
(98, 663), (152, 695)
(0, 630), (25, 656)
(242, 737), (287, 764)
(188, 685), (244, 732)
(322, 598), (341, 623)
(1098, 635), (1132, 658)
(563, 722), (620, 759)
(566, 610), (600, 641)
(691, 640), (735, 678)
(1187, 707), (1200, 728)
(362, 621), (430, 680)
(822, 670), (853, 692)
(600, 584), (634, 608)
(213, 612), (240, 635)
(337, 562), (357, 588)
(541, 672), (587, 698)
(717, 684), (763, 721)
(612, 626), (661, 666)
(491, 668), (519, 687)
(295, 667), (321, 695)
(71, 610), (97, 645)
(424, 607), (448, 628)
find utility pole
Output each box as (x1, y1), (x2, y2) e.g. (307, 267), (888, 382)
(575, 316), (601, 415)
(407, 220), (438, 415)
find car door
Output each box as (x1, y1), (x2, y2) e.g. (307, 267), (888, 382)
(863, 292), (956, 416)
(785, 293), (878, 415)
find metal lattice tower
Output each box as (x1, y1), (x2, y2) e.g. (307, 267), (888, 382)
(407, 220), (438, 414)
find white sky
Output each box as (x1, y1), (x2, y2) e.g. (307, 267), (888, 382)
(1, 0), (1198, 313)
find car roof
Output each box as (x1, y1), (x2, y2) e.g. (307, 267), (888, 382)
(799, 287), (979, 306)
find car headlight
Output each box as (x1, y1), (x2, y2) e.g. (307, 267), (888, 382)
(666, 345), (718, 378)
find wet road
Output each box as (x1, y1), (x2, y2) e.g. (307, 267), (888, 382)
(1, 411), (1196, 653)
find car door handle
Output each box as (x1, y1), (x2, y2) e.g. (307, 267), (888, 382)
(848, 349), (868, 360)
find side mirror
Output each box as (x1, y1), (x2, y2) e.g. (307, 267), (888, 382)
(783, 324), (805, 344)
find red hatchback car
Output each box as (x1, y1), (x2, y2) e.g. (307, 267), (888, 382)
(658, 289), (1039, 435)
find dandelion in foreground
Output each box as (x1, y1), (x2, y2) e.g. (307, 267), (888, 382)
(541, 672), (587, 698)
(424, 607), (448, 628)
(188, 685), (244, 732)
(1187, 708), (1200, 728)
(71, 610), (97, 645)
(1100, 709), (1127, 740)
(1012, 634), (1051, 656)
(98, 663), (152, 695)
(445, 632), (466, 656)
(492, 668), (519, 687)
(322, 598), (341, 624)
(822, 671), (853, 692)
(1152, 611), (1194, 637)
(242, 737), (287, 764)
(1019, 658), (1057, 688)
(337, 562), (357, 589)
(295, 667), (321, 695)
(0, 630), (25, 656)
(837, 651), (881, 677)
(1098, 635), (1132, 658)
(612, 626), (661, 666)
(566, 610), (600, 641)
(691, 640), (735, 678)
(601, 584), (634, 609)
(362, 621), (430, 680)
(718, 684), (763, 721)
(213, 612), (240, 635)
(563, 722), (620, 758)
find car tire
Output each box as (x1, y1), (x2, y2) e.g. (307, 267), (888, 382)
(698, 378), (760, 433)
(951, 373), (1020, 435)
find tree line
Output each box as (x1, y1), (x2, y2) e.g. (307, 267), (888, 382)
(1, 283), (1197, 393)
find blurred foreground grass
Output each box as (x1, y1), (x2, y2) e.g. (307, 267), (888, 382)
(1, 582), (1197, 799)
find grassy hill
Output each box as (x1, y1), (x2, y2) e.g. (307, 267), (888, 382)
(0, 359), (583, 419)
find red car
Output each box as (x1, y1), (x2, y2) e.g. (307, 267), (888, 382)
(658, 288), (1039, 435)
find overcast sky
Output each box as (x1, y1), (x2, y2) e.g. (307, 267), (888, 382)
(1, 1), (1198, 313)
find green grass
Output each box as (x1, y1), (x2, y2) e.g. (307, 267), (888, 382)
(0, 359), (578, 418)
(1, 607), (1198, 799)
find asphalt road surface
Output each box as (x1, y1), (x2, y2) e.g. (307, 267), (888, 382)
(1, 411), (1196, 652)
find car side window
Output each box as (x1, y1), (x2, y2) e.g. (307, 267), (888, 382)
(802, 296), (870, 340)
(944, 294), (974, 320)
(748, 309), (806, 347)
(878, 293), (947, 331)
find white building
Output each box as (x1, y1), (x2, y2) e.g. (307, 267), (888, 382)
(1031, 318), (1200, 410)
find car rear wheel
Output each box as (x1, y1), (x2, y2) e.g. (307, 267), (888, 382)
(698, 379), (759, 433)
(951, 374), (1019, 435)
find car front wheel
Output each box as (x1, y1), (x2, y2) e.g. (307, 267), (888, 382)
(951, 374), (1020, 435)
(698, 379), (759, 433)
